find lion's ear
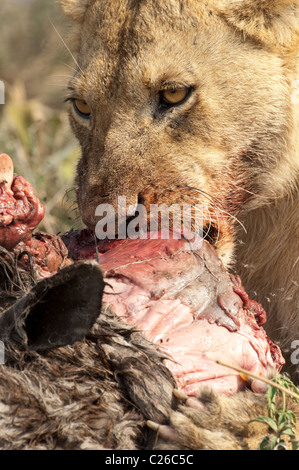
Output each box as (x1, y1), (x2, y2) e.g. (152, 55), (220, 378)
(57, 0), (90, 23)
(218, 0), (299, 49)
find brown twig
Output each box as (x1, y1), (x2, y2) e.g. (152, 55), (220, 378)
(216, 360), (299, 401)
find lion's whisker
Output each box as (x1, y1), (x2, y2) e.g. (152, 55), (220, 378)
(49, 18), (84, 76)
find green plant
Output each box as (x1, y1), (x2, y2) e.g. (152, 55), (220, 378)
(250, 376), (299, 450)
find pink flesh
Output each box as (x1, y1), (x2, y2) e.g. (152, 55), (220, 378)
(65, 229), (285, 396)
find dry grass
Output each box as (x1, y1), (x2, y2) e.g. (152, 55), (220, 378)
(0, 0), (82, 234)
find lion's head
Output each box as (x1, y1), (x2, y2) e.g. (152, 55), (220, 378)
(58, 0), (299, 265)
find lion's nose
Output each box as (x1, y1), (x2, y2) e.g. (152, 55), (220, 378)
(90, 194), (144, 240)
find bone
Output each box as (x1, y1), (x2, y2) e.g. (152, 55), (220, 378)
(0, 154), (14, 193)
(173, 389), (205, 410)
(147, 420), (178, 441)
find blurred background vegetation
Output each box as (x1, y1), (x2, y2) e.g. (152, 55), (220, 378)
(0, 0), (82, 234)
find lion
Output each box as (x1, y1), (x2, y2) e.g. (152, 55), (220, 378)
(56, 0), (299, 449)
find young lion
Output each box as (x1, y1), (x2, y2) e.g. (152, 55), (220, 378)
(57, 0), (299, 448)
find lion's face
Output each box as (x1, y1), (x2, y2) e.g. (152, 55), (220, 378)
(62, 0), (299, 264)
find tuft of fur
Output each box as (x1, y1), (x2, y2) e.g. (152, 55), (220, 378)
(156, 385), (299, 450)
(0, 304), (176, 449)
(0, 323), (146, 450)
(58, 0), (91, 23)
(217, 0), (299, 50)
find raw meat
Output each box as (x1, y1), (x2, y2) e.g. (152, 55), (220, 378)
(63, 228), (285, 396)
(0, 154), (45, 250)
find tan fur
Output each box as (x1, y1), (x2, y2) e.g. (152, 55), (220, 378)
(218, 0), (299, 50)
(58, 0), (90, 22)
(56, 0), (299, 448)
(157, 386), (299, 450)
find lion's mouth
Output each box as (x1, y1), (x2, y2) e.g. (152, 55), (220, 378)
(90, 203), (225, 251)
(80, 180), (236, 253)
(202, 223), (220, 247)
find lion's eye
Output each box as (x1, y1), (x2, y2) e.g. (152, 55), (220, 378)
(161, 86), (190, 106)
(73, 99), (91, 118)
